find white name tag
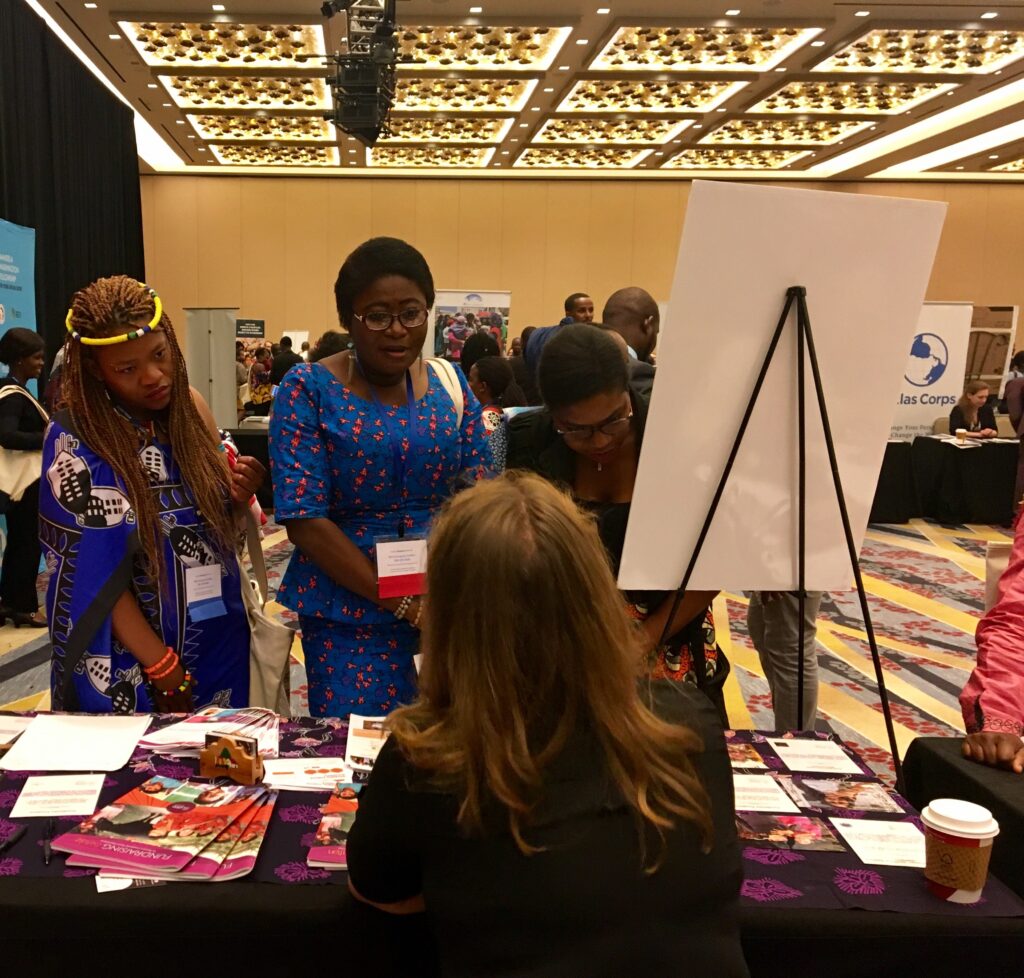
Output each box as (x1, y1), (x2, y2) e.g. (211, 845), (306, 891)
(185, 564), (227, 621)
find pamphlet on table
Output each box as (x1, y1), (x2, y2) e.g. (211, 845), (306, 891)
(262, 758), (354, 792)
(0, 714), (151, 772)
(139, 707), (279, 758)
(778, 776), (904, 814)
(344, 715), (389, 773)
(10, 774), (105, 819)
(307, 782), (362, 871)
(764, 737), (863, 775)
(830, 817), (926, 868)
(732, 774), (800, 813)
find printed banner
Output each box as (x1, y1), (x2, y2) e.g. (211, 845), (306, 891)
(0, 219), (37, 338)
(890, 303), (973, 441)
(430, 290), (511, 362)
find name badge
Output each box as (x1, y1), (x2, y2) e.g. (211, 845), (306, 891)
(185, 564), (228, 621)
(375, 535), (428, 599)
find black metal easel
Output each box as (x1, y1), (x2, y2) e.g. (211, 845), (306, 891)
(658, 285), (904, 790)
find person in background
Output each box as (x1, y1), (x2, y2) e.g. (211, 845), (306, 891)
(602, 287), (660, 399)
(523, 292), (595, 383)
(245, 347), (273, 416)
(271, 335), (303, 385)
(467, 356), (526, 472)
(507, 325), (729, 724)
(0, 328), (48, 628)
(43, 275), (265, 713)
(308, 330), (352, 363)
(301, 340), (311, 362)
(747, 591), (825, 731)
(459, 331), (499, 380)
(444, 314), (471, 363)
(511, 324), (541, 406)
(949, 380), (997, 439)
(999, 351), (1024, 413)
(510, 336), (522, 358)
(270, 237), (492, 718)
(961, 509), (1024, 773)
(346, 473), (747, 978)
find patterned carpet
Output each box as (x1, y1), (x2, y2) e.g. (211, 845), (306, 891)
(0, 518), (1005, 779)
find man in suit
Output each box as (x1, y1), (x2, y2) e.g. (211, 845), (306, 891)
(601, 287), (660, 399)
(270, 335), (303, 385)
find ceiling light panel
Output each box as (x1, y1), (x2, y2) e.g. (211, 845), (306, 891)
(188, 114), (335, 141)
(590, 26), (822, 72)
(514, 147), (653, 168)
(210, 144), (340, 166)
(121, 22), (325, 68)
(159, 75), (332, 110)
(393, 78), (536, 112)
(533, 117), (693, 144)
(699, 118), (873, 146)
(557, 79), (747, 113)
(662, 147), (811, 169)
(749, 80), (958, 114)
(380, 116), (514, 143)
(813, 29), (1024, 74)
(397, 25), (570, 71)
(991, 156), (1024, 172)
(369, 146), (496, 167)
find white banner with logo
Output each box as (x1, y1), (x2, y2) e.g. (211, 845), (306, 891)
(889, 302), (973, 442)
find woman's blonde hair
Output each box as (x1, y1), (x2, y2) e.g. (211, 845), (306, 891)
(388, 471), (712, 868)
(956, 379), (990, 427)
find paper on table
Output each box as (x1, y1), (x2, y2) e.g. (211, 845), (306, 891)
(261, 758), (352, 792)
(829, 817), (926, 868)
(766, 737), (862, 775)
(0, 715), (34, 744)
(732, 774), (800, 813)
(0, 714), (151, 772)
(10, 774), (105, 818)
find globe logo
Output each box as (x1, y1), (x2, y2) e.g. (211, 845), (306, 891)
(905, 332), (948, 387)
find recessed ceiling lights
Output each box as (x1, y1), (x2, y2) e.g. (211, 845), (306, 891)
(558, 65), (570, 71)
(107, 33), (120, 40)
(854, 9), (870, 16)
(989, 153), (1000, 158)
(147, 83), (157, 88)
(775, 67), (786, 72)
(519, 123), (528, 127)
(576, 39), (589, 45)
(175, 119), (185, 124)
(198, 147), (207, 152)
(692, 124), (703, 129)
(211, 3), (225, 9)
(531, 106), (540, 111)
(187, 135), (195, 139)
(725, 8), (741, 14)
(981, 11), (998, 19)
(543, 87), (554, 92)
(810, 40), (825, 47)
(83, 2), (97, 7)
(655, 151), (664, 156)
(469, 5), (482, 12)
(596, 7), (610, 13)
(716, 107), (727, 112)
(348, 149), (356, 153)
(511, 138), (518, 142)
(162, 102), (171, 107)
(501, 150), (509, 155)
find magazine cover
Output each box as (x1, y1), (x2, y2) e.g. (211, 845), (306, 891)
(735, 812), (846, 852)
(53, 777), (259, 874)
(778, 776), (905, 814)
(307, 783), (361, 870)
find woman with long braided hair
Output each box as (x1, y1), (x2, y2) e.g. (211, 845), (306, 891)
(40, 275), (265, 713)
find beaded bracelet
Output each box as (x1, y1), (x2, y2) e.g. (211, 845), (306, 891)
(147, 657), (181, 682)
(154, 671), (193, 698)
(143, 648), (177, 678)
(412, 599), (425, 629)
(394, 595), (414, 621)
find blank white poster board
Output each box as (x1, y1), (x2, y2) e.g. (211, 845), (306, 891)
(185, 307), (238, 432)
(619, 181), (946, 592)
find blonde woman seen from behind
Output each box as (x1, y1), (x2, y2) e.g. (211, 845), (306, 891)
(346, 472), (748, 978)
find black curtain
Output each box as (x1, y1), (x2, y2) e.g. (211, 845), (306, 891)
(0, 0), (144, 365)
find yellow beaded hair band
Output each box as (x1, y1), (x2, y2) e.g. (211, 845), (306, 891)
(65, 282), (163, 346)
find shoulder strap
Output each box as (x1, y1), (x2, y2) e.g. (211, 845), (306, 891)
(245, 508), (270, 607)
(427, 358), (464, 429)
(0, 384), (49, 424)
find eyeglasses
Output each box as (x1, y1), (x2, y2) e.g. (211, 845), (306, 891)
(353, 307), (429, 332)
(555, 412), (633, 444)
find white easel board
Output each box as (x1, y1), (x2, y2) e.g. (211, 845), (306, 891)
(619, 181), (946, 592)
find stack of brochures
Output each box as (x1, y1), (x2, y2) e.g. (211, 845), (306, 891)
(307, 782), (362, 871)
(139, 707), (280, 759)
(53, 776), (278, 882)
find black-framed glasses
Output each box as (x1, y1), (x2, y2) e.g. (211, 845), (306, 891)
(555, 412), (633, 445)
(353, 307), (429, 332)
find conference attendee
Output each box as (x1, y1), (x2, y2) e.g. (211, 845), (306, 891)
(301, 340), (311, 362)
(44, 275), (265, 713)
(523, 292), (596, 382)
(0, 328), (48, 628)
(510, 336), (522, 357)
(602, 287), (660, 398)
(346, 473), (747, 978)
(443, 314), (471, 362)
(949, 381), (997, 439)
(459, 330), (499, 380)
(308, 330), (352, 363)
(507, 325), (729, 723)
(999, 351), (1024, 413)
(245, 347), (273, 416)
(270, 335), (303, 385)
(511, 325), (540, 406)
(270, 237), (492, 718)
(747, 591), (825, 731)
(468, 356), (526, 471)
(960, 510), (1024, 773)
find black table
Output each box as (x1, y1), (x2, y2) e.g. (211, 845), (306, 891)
(904, 736), (1024, 900)
(870, 441), (916, 524)
(911, 436), (1018, 525)
(227, 427), (273, 511)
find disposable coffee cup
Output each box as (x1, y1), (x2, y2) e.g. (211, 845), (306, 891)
(920, 798), (999, 904)
(955, 428), (967, 444)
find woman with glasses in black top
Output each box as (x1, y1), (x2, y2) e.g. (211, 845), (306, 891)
(507, 324), (730, 724)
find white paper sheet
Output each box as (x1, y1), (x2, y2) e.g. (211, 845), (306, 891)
(732, 774), (800, 813)
(0, 715), (34, 743)
(766, 737), (863, 775)
(619, 181), (947, 590)
(830, 817), (926, 868)
(261, 758), (353, 792)
(0, 714), (151, 772)
(10, 774), (104, 818)
(344, 715), (390, 773)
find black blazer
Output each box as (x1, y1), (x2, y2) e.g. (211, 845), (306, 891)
(949, 403), (996, 434)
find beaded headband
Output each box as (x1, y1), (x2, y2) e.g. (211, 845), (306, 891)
(65, 282), (163, 346)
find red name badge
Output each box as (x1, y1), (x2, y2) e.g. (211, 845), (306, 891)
(375, 536), (428, 599)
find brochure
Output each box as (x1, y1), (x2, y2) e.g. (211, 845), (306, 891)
(736, 812), (846, 853)
(307, 782), (362, 870)
(778, 776), (905, 814)
(344, 716), (389, 773)
(139, 707), (279, 758)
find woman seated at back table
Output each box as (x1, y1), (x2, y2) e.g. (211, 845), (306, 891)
(505, 324), (729, 724)
(346, 473), (747, 978)
(949, 381), (998, 439)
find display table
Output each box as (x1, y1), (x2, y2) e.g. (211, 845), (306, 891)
(911, 436), (1018, 525)
(870, 441), (916, 524)
(903, 736), (1024, 900)
(1, 720), (1021, 974)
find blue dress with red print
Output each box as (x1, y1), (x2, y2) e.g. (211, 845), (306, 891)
(269, 361), (491, 718)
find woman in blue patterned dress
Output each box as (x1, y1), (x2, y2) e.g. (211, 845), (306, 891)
(270, 238), (492, 718)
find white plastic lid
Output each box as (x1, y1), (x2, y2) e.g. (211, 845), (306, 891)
(921, 798), (1000, 838)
